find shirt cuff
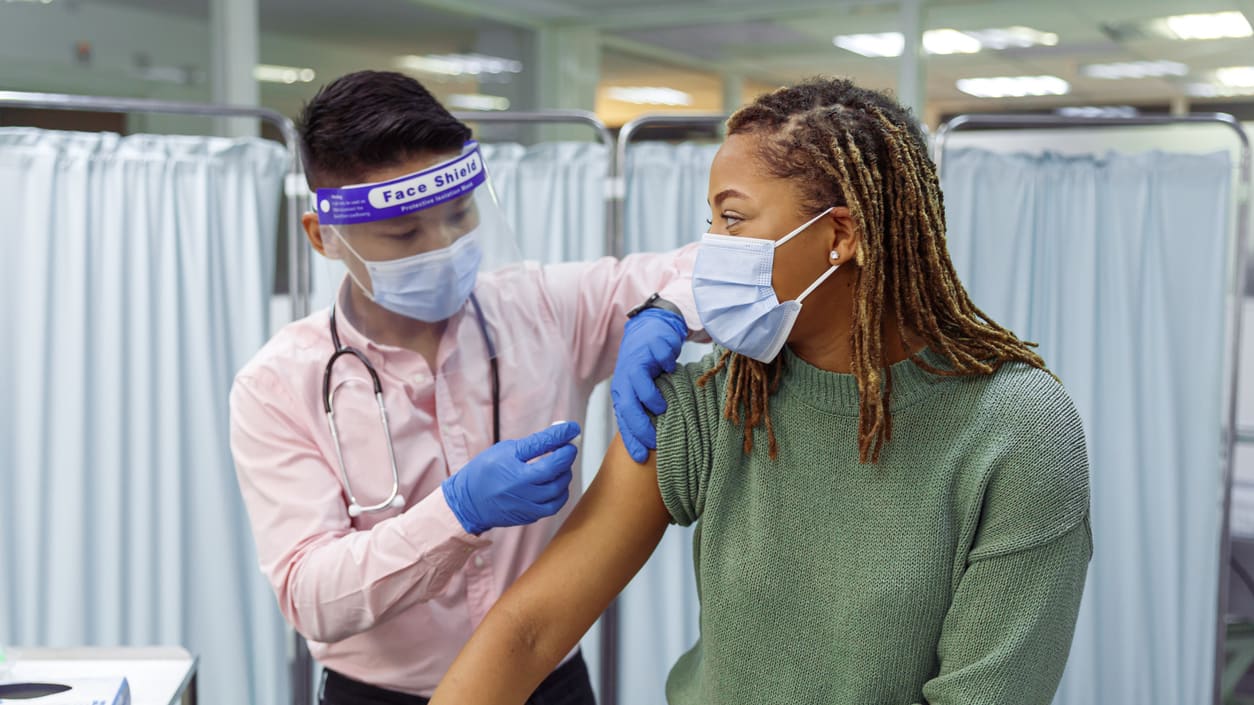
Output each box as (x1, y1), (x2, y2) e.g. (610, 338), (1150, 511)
(658, 244), (705, 339)
(399, 488), (494, 555)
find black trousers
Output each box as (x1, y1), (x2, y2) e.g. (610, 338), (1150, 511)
(319, 651), (596, 705)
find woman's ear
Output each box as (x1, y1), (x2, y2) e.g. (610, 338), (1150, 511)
(826, 207), (860, 266)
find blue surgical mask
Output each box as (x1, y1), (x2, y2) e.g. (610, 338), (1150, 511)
(353, 231), (483, 322)
(692, 207), (839, 363)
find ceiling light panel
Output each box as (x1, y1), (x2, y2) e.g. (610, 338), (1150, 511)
(395, 53), (523, 77)
(1150, 11), (1253, 40)
(833, 26), (1058, 58)
(956, 75), (1071, 98)
(1081, 60), (1189, 80)
(604, 87), (694, 106)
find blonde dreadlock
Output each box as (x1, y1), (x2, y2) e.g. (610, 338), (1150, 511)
(698, 77), (1047, 463)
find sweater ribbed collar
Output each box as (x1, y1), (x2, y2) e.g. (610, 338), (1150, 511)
(778, 346), (951, 415)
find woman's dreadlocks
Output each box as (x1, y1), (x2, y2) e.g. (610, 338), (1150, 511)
(698, 77), (1047, 463)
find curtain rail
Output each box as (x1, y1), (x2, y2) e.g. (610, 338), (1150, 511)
(452, 110), (616, 261)
(0, 91), (311, 323)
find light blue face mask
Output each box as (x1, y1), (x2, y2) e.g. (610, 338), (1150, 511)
(346, 230), (483, 323)
(692, 207), (839, 363)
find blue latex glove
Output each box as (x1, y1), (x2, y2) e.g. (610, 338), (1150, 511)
(611, 308), (688, 463)
(441, 421), (581, 535)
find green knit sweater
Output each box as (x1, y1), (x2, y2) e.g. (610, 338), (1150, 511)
(654, 347), (1091, 705)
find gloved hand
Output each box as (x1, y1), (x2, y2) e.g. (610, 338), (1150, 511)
(611, 308), (688, 463)
(442, 421), (581, 535)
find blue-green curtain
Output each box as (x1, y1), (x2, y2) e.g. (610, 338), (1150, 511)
(0, 128), (291, 704)
(943, 147), (1233, 705)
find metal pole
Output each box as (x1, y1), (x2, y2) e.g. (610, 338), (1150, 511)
(456, 107), (623, 705)
(897, 0), (925, 118)
(606, 112), (728, 705)
(614, 113), (727, 261)
(933, 111), (1252, 705)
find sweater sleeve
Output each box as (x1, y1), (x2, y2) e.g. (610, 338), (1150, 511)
(917, 519), (1091, 705)
(917, 374), (1093, 705)
(653, 350), (726, 526)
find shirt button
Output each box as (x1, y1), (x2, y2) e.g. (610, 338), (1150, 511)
(473, 555), (485, 568)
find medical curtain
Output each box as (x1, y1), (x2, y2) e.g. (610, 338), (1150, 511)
(0, 128), (291, 704)
(942, 147), (1232, 705)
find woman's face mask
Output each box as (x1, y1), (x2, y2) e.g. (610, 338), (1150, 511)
(693, 208), (840, 362)
(693, 133), (848, 362)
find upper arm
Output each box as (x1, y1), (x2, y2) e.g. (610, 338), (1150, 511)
(229, 373), (349, 577)
(431, 434), (669, 703)
(654, 352), (724, 525)
(500, 433), (670, 657)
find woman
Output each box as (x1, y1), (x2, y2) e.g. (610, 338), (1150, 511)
(430, 78), (1091, 705)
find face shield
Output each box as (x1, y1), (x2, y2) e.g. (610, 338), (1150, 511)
(315, 140), (521, 323)
(314, 141), (552, 449)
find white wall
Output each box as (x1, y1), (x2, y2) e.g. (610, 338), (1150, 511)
(0, 1), (473, 134)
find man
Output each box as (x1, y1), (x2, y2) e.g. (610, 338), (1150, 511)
(229, 71), (692, 705)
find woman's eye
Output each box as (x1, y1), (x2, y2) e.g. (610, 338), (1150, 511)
(723, 214), (742, 227)
(705, 218), (713, 226)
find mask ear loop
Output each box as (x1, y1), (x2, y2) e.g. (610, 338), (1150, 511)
(773, 206), (836, 249)
(773, 206), (840, 304)
(795, 262), (841, 304)
(326, 226), (378, 303)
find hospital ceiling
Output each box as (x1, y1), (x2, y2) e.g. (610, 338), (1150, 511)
(93, 0), (1254, 111)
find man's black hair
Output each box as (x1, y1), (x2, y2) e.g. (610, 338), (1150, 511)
(298, 70), (471, 188)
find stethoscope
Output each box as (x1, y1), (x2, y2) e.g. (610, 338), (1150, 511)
(323, 294), (501, 517)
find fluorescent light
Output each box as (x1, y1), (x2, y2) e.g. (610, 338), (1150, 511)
(395, 53), (523, 77)
(966, 26), (1059, 50)
(833, 26), (1057, 57)
(1056, 106), (1139, 118)
(448, 94), (511, 111)
(923, 29), (982, 55)
(956, 75), (1070, 98)
(833, 32), (905, 58)
(1186, 82), (1254, 97)
(1215, 65), (1254, 87)
(1151, 11), (1252, 40)
(253, 64), (316, 84)
(605, 87), (693, 106)
(1081, 60), (1189, 80)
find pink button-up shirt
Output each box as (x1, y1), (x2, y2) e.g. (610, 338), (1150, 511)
(229, 248), (697, 696)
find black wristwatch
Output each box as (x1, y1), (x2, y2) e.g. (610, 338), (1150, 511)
(626, 292), (683, 319)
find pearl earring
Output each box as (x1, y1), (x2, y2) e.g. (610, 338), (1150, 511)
(831, 250), (840, 261)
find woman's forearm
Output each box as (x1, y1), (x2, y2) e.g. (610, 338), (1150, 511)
(431, 599), (566, 701)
